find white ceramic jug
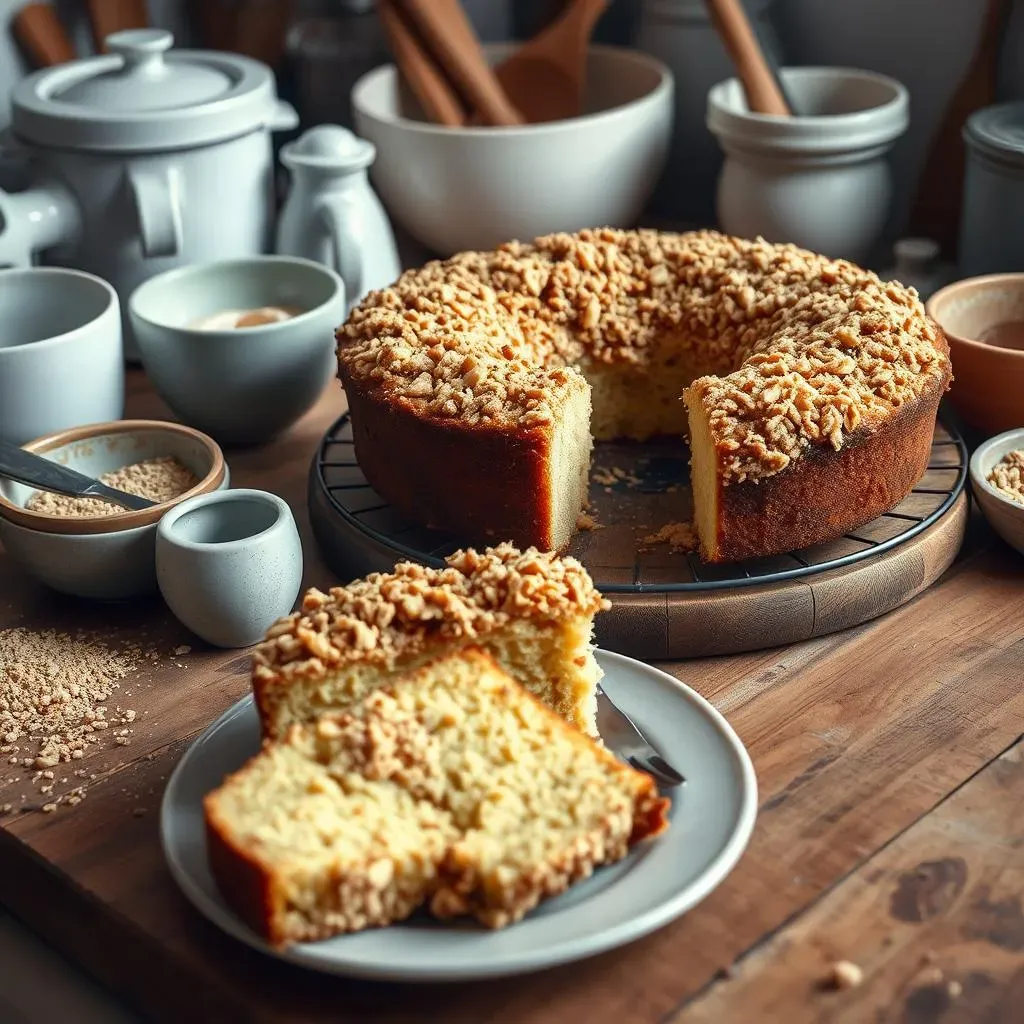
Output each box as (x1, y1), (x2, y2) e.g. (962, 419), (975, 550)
(276, 125), (401, 310)
(0, 29), (298, 359)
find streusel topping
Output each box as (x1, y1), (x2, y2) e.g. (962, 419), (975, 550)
(338, 229), (950, 483)
(252, 544), (608, 682)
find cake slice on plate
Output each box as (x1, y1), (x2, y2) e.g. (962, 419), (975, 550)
(205, 648), (669, 947)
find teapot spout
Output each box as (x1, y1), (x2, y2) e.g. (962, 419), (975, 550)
(0, 179), (81, 267)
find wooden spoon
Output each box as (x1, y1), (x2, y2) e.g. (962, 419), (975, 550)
(87, 0), (149, 53)
(490, 0), (608, 123)
(378, 0), (467, 127)
(907, 0), (1010, 258)
(704, 0), (790, 116)
(12, 3), (76, 67)
(392, 0), (523, 126)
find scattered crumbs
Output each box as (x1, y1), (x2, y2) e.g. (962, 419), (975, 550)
(592, 465), (642, 488)
(642, 521), (698, 552)
(575, 511), (600, 532)
(0, 803), (11, 815)
(173, 645), (192, 657)
(41, 803), (57, 813)
(828, 960), (863, 990)
(919, 966), (944, 986)
(947, 980), (962, 999)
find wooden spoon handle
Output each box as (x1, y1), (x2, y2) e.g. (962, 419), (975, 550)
(87, 0), (149, 52)
(13, 3), (76, 67)
(378, 0), (466, 126)
(393, 0), (523, 126)
(704, 0), (790, 116)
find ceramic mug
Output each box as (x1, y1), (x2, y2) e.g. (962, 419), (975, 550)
(155, 488), (303, 649)
(0, 266), (124, 445)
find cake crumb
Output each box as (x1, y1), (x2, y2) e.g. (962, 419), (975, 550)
(173, 645), (192, 657)
(947, 980), (962, 998)
(643, 521), (698, 552)
(828, 960), (863, 990)
(919, 966), (944, 986)
(575, 511), (600, 531)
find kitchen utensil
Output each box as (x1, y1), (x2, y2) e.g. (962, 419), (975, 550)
(87, 0), (149, 52)
(926, 273), (1024, 437)
(0, 267), (123, 446)
(635, 0), (784, 224)
(969, 428), (1024, 559)
(156, 489), (303, 648)
(489, 0), (607, 123)
(596, 684), (686, 787)
(129, 257), (346, 445)
(0, 420), (228, 600)
(0, 440), (154, 511)
(907, 0), (1010, 259)
(0, 29), (299, 361)
(352, 43), (673, 255)
(959, 102), (1024, 278)
(704, 0), (789, 115)
(391, 0), (523, 125)
(276, 126), (401, 307)
(378, 0), (466, 126)
(707, 67), (908, 263)
(12, 2), (76, 67)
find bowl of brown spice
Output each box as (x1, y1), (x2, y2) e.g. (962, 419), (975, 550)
(0, 420), (228, 600)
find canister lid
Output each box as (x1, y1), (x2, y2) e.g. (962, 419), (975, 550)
(963, 102), (1024, 170)
(10, 29), (296, 153)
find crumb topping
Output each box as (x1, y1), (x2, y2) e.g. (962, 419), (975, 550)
(987, 449), (1024, 504)
(253, 543), (608, 682)
(642, 521), (698, 552)
(338, 229), (950, 484)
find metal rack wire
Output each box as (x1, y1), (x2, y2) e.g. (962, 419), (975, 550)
(308, 413), (968, 593)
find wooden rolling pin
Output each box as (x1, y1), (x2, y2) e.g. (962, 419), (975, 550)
(378, 0), (467, 126)
(392, 0), (523, 126)
(704, 0), (790, 116)
(12, 3), (76, 67)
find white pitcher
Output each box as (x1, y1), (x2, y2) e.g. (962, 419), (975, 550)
(276, 125), (401, 311)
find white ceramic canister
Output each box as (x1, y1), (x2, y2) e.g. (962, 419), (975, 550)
(959, 102), (1024, 278)
(0, 29), (298, 360)
(635, 0), (783, 225)
(707, 67), (909, 265)
(276, 125), (401, 310)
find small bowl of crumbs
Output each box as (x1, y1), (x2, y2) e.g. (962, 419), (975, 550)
(969, 427), (1024, 558)
(0, 419), (228, 600)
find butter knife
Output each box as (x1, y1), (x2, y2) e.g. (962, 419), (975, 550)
(597, 684), (686, 788)
(0, 440), (156, 512)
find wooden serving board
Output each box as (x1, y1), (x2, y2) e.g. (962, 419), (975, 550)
(2, 375), (1021, 1024)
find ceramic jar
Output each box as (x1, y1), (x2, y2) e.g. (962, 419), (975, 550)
(0, 29), (298, 359)
(276, 125), (401, 310)
(707, 67), (909, 264)
(960, 102), (1024, 277)
(635, 0), (783, 224)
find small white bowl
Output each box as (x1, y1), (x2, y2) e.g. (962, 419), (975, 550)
(0, 420), (229, 600)
(129, 257), (347, 445)
(352, 44), (674, 255)
(969, 428), (1024, 558)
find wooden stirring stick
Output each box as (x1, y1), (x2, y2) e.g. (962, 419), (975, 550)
(378, 0), (467, 126)
(491, 0), (607, 123)
(704, 0), (790, 116)
(87, 0), (149, 53)
(392, 0), (523, 126)
(12, 3), (76, 67)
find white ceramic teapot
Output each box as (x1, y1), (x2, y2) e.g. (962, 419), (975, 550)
(275, 125), (401, 310)
(0, 29), (298, 358)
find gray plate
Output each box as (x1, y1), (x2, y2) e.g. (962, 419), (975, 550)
(159, 650), (758, 982)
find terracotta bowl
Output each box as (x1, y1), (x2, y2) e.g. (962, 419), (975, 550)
(926, 274), (1024, 436)
(0, 420), (228, 600)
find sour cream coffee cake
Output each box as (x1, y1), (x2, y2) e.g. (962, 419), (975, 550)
(336, 229), (952, 562)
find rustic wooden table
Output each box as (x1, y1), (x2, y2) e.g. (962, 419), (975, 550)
(1, 371), (1022, 1024)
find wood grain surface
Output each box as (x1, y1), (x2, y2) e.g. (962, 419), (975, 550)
(0, 372), (1022, 1024)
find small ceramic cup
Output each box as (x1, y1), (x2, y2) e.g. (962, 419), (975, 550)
(129, 256), (346, 445)
(155, 488), (303, 648)
(0, 267), (124, 445)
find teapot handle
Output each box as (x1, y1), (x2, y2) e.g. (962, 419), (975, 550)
(317, 196), (363, 309)
(0, 179), (80, 267)
(127, 164), (183, 259)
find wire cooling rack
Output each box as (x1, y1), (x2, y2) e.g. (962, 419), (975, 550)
(307, 413), (967, 593)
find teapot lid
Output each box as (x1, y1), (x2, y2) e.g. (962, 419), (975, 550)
(10, 30), (296, 153)
(281, 125), (377, 172)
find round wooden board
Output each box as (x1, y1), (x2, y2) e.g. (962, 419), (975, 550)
(308, 416), (969, 660)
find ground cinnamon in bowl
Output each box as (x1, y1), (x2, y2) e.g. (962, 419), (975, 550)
(25, 455), (199, 518)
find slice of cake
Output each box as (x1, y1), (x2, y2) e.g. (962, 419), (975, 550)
(205, 649), (669, 947)
(251, 543), (609, 741)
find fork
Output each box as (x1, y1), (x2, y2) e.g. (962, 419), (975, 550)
(596, 684), (686, 788)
